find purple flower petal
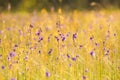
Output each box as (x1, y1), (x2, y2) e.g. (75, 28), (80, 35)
(7, 56), (11, 61)
(36, 32), (40, 36)
(48, 48), (53, 55)
(1, 65), (5, 70)
(79, 45), (83, 49)
(72, 57), (76, 61)
(46, 71), (50, 77)
(90, 51), (95, 57)
(73, 33), (77, 40)
(38, 37), (43, 42)
(67, 54), (70, 58)
(36, 29), (42, 36)
(9, 52), (15, 57)
(62, 36), (66, 42)
(90, 36), (93, 40)
(95, 42), (99, 46)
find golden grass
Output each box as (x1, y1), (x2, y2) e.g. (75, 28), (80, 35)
(0, 9), (120, 80)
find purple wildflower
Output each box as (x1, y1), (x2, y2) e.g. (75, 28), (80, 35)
(46, 71), (50, 77)
(73, 33), (77, 40)
(9, 52), (15, 57)
(38, 37), (43, 42)
(79, 45), (83, 49)
(72, 57), (76, 61)
(62, 36), (66, 42)
(40, 37), (43, 40)
(36, 32), (40, 36)
(103, 47), (106, 51)
(67, 54), (70, 58)
(48, 48), (53, 55)
(36, 30), (42, 36)
(1, 65), (5, 70)
(7, 56), (11, 61)
(95, 42), (99, 46)
(90, 51), (95, 57)
(90, 36), (93, 40)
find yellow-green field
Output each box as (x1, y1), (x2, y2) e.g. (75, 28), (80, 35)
(0, 10), (120, 80)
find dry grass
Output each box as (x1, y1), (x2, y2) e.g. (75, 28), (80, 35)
(0, 9), (120, 80)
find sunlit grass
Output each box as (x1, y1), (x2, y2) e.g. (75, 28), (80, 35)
(0, 9), (120, 80)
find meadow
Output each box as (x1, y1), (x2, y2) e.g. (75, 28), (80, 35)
(0, 9), (120, 80)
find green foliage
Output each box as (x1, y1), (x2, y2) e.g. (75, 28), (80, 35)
(0, 0), (120, 11)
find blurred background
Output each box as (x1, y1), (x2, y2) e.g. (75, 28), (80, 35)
(0, 0), (120, 12)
